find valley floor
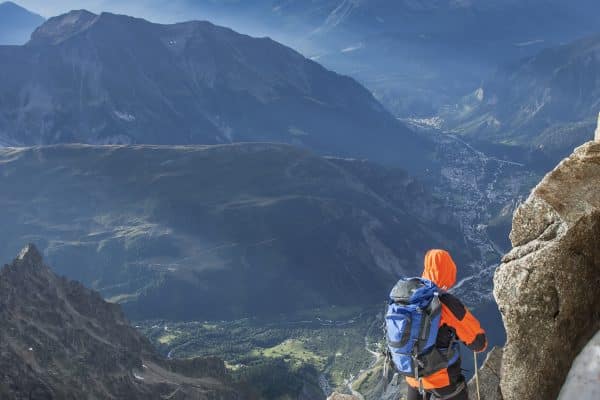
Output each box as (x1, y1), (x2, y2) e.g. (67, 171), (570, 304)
(135, 128), (541, 400)
(137, 306), (383, 399)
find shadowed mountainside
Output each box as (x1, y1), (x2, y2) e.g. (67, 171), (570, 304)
(0, 143), (470, 321)
(0, 9), (430, 172)
(0, 244), (243, 399)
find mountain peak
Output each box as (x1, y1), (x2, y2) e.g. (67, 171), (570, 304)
(28, 9), (97, 45)
(1, 244), (241, 399)
(0, 1), (45, 45)
(16, 243), (43, 265)
(0, 1), (24, 10)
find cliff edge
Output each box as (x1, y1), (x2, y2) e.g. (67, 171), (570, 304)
(494, 140), (600, 400)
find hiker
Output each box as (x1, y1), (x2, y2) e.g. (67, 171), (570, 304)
(385, 249), (487, 400)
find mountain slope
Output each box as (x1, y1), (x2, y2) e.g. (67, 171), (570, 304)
(0, 244), (242, 399)
(0, 144), (469, 320)
(443, 34), (600, 161)
(0, 10), (429, 171)
(0, 1), (44, 45)
(181, 0), (600, 117)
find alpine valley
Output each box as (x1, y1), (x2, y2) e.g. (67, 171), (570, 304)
(0, 2), (597, 399)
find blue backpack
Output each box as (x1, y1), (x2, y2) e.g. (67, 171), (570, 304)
(385, 277), (459, 379)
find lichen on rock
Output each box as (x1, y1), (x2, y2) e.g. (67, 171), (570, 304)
(494, 141), (600, 400)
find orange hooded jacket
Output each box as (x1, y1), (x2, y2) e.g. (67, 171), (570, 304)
(405, 249), (487, 390)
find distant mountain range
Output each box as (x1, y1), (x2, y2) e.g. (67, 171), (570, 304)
(182, 0), (600, 117)
(0, 1), (44, 45)
(0, 10), (430, 172)
(0, 144), (469, 321)
(442, 33), (600, 162)
(0, 244), (242, 399)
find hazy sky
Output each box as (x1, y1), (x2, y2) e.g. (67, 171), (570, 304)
(16, 1), (212, 23)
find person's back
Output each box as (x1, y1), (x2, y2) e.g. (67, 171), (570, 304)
(402, 249), (487, 400)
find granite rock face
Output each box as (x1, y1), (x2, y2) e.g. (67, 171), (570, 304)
(494, 141), (600, 400)
(468, 347), (503, 400)
(558, 330), (600, 400)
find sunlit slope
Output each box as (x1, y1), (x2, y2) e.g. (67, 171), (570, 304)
(443, 34), (600, 162)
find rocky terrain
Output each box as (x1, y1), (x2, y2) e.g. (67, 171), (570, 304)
(467, 347), (502, 400)
(0, 9), (429, 172)
(0, 244), (243, 399)
(442, 33), (600, 163)
(558, 331), (600, 400)
(494, 139), (600, 400)
(0, 143), (468, 321)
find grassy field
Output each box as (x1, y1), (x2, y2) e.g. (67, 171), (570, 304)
(252, 339), (327, 369)
(137, 305), (384, 397)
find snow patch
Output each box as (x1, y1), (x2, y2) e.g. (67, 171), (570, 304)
(403, 116), (444, 130)
(317, 0), (363, 33)
(475, 87), (484, 102)
(514, 39), (545, 47)
(114, 111), (136, 122)
(341, 42), (364, 53)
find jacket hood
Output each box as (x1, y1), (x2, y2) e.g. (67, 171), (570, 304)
(422, 249), (457, 290)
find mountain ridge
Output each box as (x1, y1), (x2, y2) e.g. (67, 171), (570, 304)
(0, 9), (430, 172)
(442, 33), (600, 162)
(0, 244), (243, 399)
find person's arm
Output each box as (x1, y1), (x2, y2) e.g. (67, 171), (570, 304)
(440, 293), (487, 352)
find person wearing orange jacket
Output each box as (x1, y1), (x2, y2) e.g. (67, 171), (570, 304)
(406, 249), (487, 400)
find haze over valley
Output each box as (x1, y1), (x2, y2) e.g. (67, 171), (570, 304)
(1, 1), (598, 399)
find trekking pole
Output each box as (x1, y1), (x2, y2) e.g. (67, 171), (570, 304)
(474, 351), (481, 400)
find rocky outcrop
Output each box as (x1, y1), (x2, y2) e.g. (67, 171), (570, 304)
(0, 244), (241, 400)
(494, 141), (600, 400)
(327, 393), (360, 400)
(558, 330), (600, 400)
(467, 347), (503, 400)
